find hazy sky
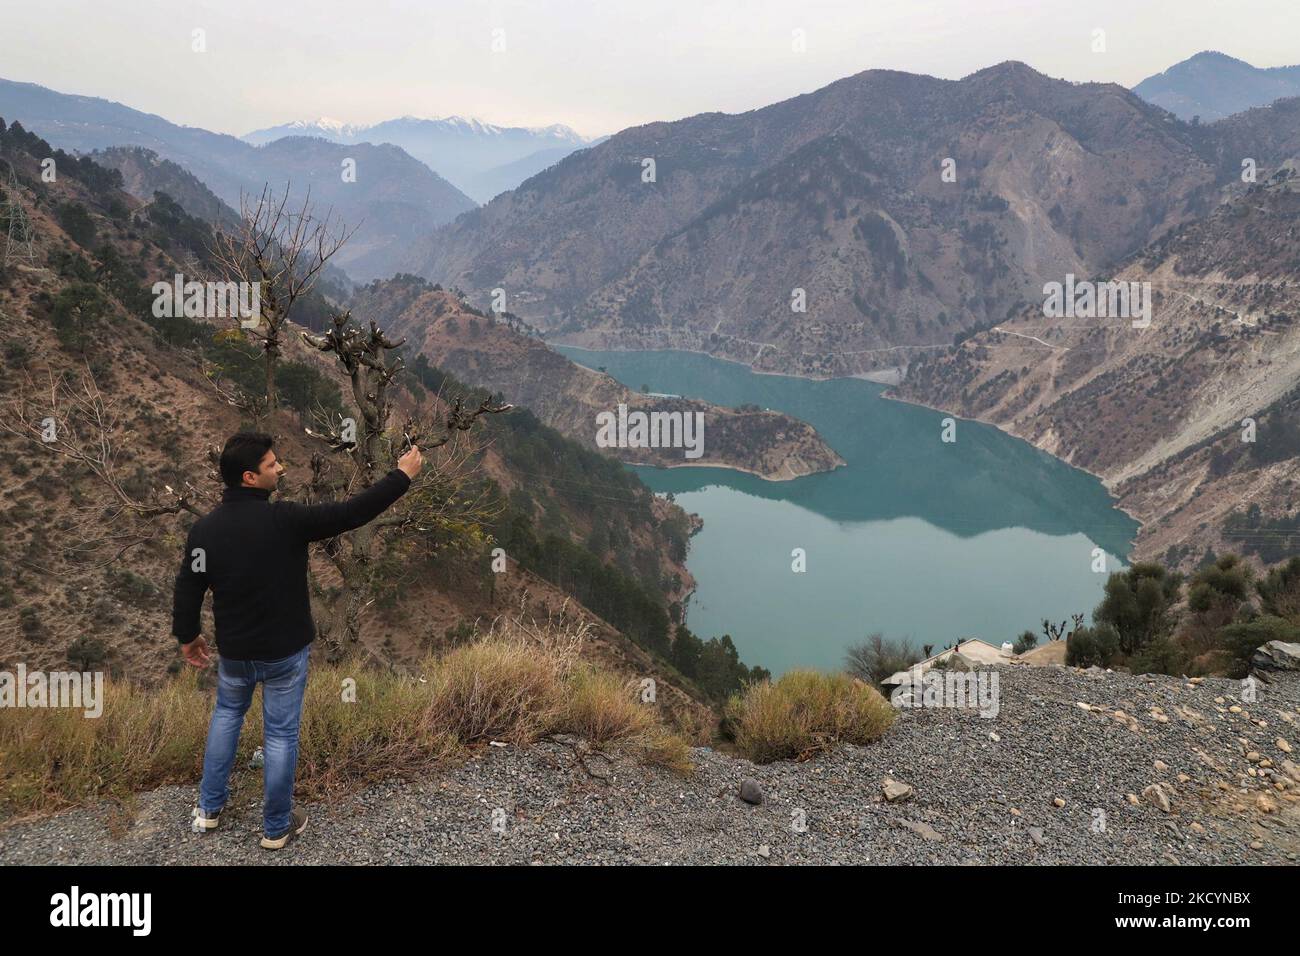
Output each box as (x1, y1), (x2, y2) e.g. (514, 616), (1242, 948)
(2, 0), (1296, 138)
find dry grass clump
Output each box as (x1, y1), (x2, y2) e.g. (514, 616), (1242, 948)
(0, 610), (692, 822)
(724, 669), (896, 763)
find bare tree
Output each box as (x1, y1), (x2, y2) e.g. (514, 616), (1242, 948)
(209, 184), (356, 419)
(300, 308), (512, 656)
(210, 202), (511, 659)
(844, 633), (921, 687)
(1042, 613), (1085, 642)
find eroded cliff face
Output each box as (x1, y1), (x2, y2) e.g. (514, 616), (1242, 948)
(351, 280), (844, 481)
(893, 169), (1300, 566)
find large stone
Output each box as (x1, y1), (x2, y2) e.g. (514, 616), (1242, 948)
(1252, 641), (1300, 673)
(882, 778), (914, 802)
(738, 777), (764, 805)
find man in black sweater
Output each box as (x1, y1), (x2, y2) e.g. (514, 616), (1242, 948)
(173, 432), (422, 849)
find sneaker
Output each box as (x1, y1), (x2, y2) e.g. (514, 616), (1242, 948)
(260, 806), (308, 850)
(191, 806), (222, 832)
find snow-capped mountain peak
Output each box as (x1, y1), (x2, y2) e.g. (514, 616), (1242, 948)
(239, 113), (599, 202)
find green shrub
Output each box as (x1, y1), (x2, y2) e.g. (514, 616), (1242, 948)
(56, 201), (96, 247)
(1188, 553), (1253, 611)
(1095, 563), (1182, 655)
(3, 340), (32, 369)
(50, 281), (108, 353)
(106, 568), (160, 609)
(1065, 624), (1121, 668)
(1216, 615), (1300, 678)
(19, 606), (44, 642)
(1257, 557), (1300, 621)
(1012, 630), (1038, 655)
(66, 636), (110, 671)
(1127, 635), (1188, 676)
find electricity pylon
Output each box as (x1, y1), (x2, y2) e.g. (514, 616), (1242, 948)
(1, 160), (36, 267)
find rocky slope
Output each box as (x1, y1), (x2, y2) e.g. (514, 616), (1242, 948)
(349, 276), (845, 480)
(3, 666), (1296, 864)
(894, 158), (1300, 565)
(411, 61), (1229, 377)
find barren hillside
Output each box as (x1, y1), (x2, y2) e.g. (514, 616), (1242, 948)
(349, 275), (845, 480)
(895, 163), (1300, 566)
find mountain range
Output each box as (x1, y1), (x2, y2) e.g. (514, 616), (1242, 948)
(391, 53), (1300, 564)
(894, 105), (1300, 566)
(410, 61), (1237, 377)
(0, 78), (478, 281)
(7, 51), (1300, 566)
(1134, 51), (1300, 123)
(243, 116), (601, 203)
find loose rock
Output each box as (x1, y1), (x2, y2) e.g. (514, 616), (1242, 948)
(1142, 783), (1173, 813)
(882, 779), (914, 802)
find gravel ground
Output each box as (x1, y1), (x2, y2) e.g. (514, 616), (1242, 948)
(3, 665), (1299, 865)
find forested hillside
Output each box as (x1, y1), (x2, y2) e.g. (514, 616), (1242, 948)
(0, 118), (764, 722)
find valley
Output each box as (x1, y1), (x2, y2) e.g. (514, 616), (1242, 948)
(558, 346), (1136, 675)
(348, 275), (845, 481)
(4, 8), (1300, 885)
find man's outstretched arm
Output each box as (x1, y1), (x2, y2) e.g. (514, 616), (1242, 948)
(277, 445), (423, 543)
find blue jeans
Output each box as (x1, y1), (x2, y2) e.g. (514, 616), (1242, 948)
(199, 645), (310, 838)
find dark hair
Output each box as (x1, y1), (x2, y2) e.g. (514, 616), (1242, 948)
(219, 432), (274, 487)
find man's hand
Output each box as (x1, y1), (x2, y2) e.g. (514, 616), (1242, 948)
(181, 635), (213, 668)
(397, 444), (424, 480)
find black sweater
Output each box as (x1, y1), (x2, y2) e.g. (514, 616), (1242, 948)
(172, 469), (411, 660)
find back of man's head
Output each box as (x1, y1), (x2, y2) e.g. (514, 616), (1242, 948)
(220, 432), (273, 488)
